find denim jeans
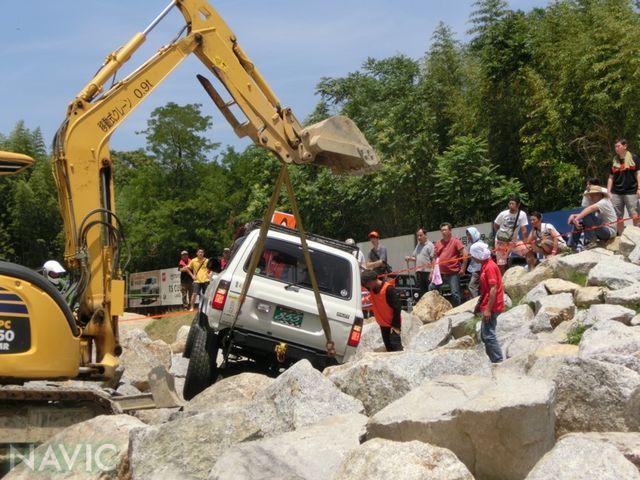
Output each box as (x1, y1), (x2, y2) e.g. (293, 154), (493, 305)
(571, 212), (615, 246)
(481, 312), (503, 363)
(429, 273), (461, 306)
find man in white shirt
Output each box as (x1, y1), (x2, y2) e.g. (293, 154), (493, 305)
(568, 185), (617, 248)
(493, 196), (529, 274)
(404, 227), (434, 297)
(345, 238), (366, 270)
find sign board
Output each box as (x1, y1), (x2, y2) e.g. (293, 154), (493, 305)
(272, 211), (296, 229)
(128, 267), (182, 308)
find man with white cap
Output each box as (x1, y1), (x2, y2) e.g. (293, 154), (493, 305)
(470, 242), (503, 363)
(43, 260), (68, 291)
(345, 238), (366, 270)
(568, 185), (617, 249)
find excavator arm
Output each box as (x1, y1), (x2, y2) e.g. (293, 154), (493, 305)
(51, 0), (379, 379)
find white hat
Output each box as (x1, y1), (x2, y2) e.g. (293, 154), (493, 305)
(43, 260), (66, 286)
(469, 242), (492, 261)
(345, 238), (356, 245)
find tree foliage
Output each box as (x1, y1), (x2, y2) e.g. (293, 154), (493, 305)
(4, 0), (640, 272)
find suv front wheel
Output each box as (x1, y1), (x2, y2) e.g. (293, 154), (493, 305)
(183, 328), (219, 401)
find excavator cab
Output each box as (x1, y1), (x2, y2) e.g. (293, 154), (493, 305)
(0, 151), (34, 176)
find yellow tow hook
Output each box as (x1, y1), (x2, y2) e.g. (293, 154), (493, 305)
(275, 342), (288, 363)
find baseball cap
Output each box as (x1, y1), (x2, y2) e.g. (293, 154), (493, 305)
(368, 231), (380, 238)
(180, 250), (189, 255)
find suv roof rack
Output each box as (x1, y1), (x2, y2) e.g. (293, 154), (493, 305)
(248, 220), (359, 255)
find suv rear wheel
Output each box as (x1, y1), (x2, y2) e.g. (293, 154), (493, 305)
(183, 328), (218, 400)
(183, 311), (202, 359)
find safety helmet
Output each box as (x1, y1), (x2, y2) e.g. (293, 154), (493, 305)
(43, 260), (67, 286)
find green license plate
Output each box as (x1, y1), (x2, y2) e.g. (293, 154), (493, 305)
(273, 306), (303, 328)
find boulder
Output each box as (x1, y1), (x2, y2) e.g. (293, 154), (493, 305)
(132, 408), (179, 425)
(325, 349), (492, 415)
(119, 329), (172, 391)
(332, 439), (473, 480)
(169, 353), (189, 378)
(208, 414), (367, 480)
(525, 435), (640, 480)
(584, 304), (636, 326)
(606, 283), (640, 306)
(182, 372), (273, 415)
(605, 236), (622, 253)
(411, 291), (452, 324)
(353, 312), (424, 358)
(171, 325), (191, 353)
(555, 248), (614, 281)
(441, 335), (476, 350)
(575, 286), (606, 307)
(531, 293), (576, 333)
(503, 265), (554, 301)
(543, 278), (581, 296)
(560, 432), (640, 471)
(115, 382), (141, 396)
(252, 359), (364, 435)
(528, 355), (640, 435)
(496, 304), (537, 354)
(4, 414), (146, 480)
(590, 353), (640, 375)
(504, 292), (513, 309)
(587, 258), (640, 290)
(127, 402), (266, 480)
(367, 373), (556, 480)
(522, 283), (548, 309)
(579, 320), (640, 357)
(629, 244), (640, 265)
(505, 337), (546, 359)
(633, 314), (640, 327)
(407, 319), (452, 352)
(620, 225), (640, 257)
(443, 296), (478, 315)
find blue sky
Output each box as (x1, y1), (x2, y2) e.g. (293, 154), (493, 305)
(0, 1), (549, 155)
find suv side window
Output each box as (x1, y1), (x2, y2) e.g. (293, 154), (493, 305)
(244, 237), (352, 300)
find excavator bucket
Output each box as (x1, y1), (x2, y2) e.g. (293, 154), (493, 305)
(0, 151), (34, 176)
(298, 116), (380, 175)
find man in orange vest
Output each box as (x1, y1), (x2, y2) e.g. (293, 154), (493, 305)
(361, 269), (403, 352)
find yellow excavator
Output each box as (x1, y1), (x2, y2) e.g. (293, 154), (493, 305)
(0, 0), (378, 463)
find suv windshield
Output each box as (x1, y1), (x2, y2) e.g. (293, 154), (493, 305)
(244, 237), (352, 299)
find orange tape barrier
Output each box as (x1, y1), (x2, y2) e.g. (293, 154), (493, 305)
(119, 309), (194, 323)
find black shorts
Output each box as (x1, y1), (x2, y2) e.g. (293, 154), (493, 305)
(193, 282), (209, 296)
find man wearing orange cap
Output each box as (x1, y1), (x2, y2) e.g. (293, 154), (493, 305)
(366, 231), (391, 278)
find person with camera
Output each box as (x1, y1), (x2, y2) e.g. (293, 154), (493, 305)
(366, 231), (392, 279)
(493, 196), (529, 274)
(428, 222), (466, 306)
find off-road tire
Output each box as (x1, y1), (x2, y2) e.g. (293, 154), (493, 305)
(183, 328), (218, 401)
(182, 311), (202, 359)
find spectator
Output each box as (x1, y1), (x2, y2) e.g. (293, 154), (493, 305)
(493, 196), (529, 274)
(220, 247), (231, 270)
(366, 231), (391, 278)
(607, 138), (640, 235)
(188, 248), (210, 311)
(361, 269), (403, 352)
(429, 222), (466, 307)
(568, 185), (617, 248)
(525, 212), (566, 270)
(405, 227), (434, 298)
(229, 223), (249, 259)
(178, 250), (192, 310)
(464, 227), (482, 298)
(345, 238), (366, 270)
(471, 242), (504, 363)
(581, 177), (602, 207)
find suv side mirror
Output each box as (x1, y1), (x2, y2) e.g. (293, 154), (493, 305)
(0, 151), (34, 176)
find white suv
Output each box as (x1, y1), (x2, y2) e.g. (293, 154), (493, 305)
(182, 223), (364, 399)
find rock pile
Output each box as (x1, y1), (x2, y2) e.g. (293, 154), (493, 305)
(8, 226), (640, 479)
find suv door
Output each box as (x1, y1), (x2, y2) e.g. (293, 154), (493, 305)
(227, 236), (355, 357)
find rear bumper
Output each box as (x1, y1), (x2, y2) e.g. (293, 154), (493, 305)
(228, 329), (340, 369)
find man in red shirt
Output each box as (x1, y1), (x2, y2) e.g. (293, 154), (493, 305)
(470, 242), (504, 363)
(428, 223), (466, 306)
(361, 269), (403, 352)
